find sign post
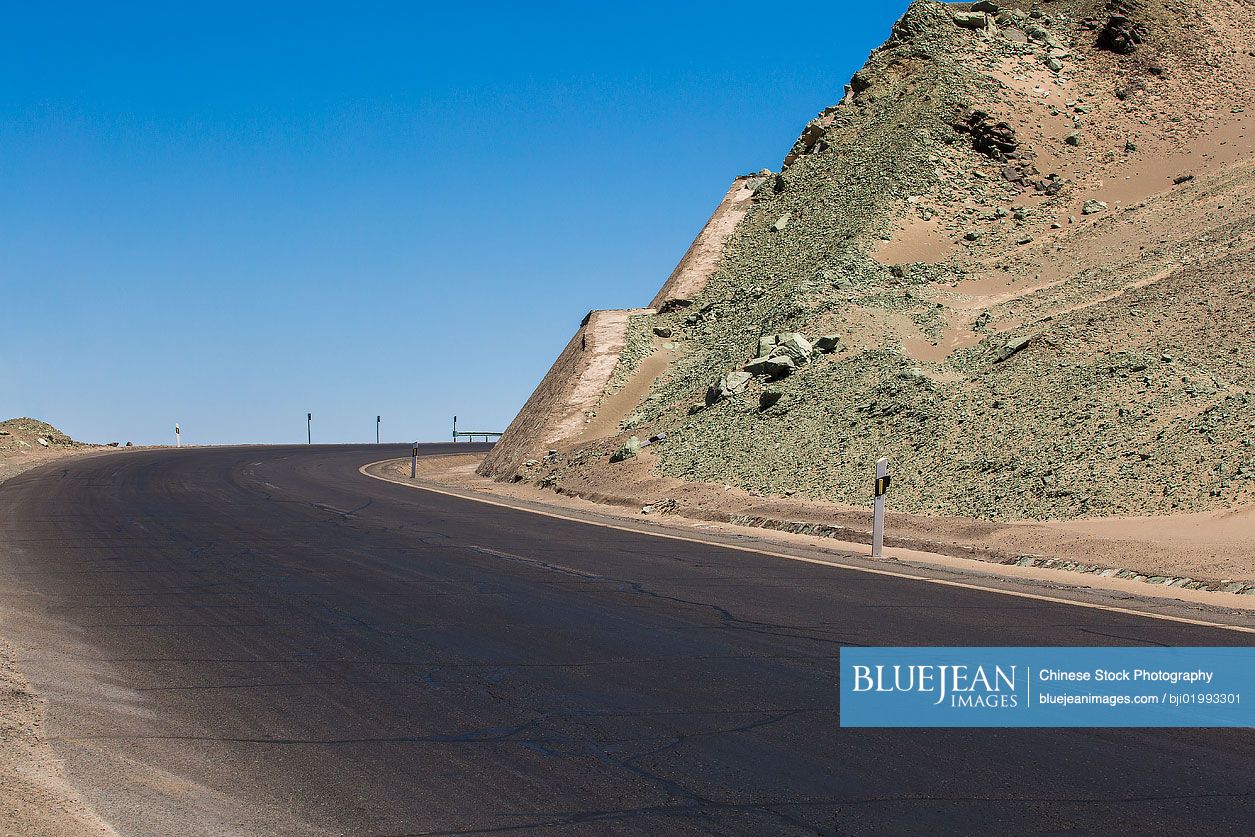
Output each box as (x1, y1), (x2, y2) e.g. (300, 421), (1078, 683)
(307, 412), (312, 445)
(411, 444), (418, 479)
(175, 423), (181, 448)
(453, 415), (458, 442)
(872, 457), (890, 558)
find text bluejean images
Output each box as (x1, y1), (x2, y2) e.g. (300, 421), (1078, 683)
(840, 647), (1255, 727)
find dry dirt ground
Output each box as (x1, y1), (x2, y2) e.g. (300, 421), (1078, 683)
(0, 418), (101, 485)
(391, 451), (1255, 605)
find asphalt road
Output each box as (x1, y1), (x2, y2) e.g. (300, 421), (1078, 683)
(0, 445), (1252, 835)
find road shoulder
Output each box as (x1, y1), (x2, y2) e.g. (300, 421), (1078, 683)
(0, 625), (116, 836)
(364, 453), (1255, 632)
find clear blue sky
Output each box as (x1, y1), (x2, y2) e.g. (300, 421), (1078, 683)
(1, 1), (909, 445)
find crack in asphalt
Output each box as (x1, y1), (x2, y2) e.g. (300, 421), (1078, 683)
(1074, 627), (1173, 647)
(309, 498), (374, 518)
(429, 540), (862, 648)
(53, 708), (836, 836)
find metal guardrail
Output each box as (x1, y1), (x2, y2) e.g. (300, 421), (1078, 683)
(452, 416), (501, 443)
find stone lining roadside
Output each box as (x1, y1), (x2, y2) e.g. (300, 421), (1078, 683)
(997, 554), (1255, 596)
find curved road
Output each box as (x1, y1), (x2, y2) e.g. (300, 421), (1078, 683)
(0, 445), (1252, 835)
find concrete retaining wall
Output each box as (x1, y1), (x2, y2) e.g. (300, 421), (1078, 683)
(477, 308), (653, 479)
(482, 175), (759, 480)
(649, 175), (763, 308)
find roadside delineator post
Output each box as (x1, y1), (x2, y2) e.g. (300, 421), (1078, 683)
(175, 423), (181, 448)
(872, 457), (890, 558)
(411, 444), (418, 479)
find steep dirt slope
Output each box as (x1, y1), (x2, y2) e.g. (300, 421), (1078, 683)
(490, 0), (1255, 524)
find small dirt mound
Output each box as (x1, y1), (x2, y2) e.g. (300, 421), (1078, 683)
(0, 418), (83, 452)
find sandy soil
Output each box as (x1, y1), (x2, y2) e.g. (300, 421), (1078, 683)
(871, 102), (1255, 366)
(0, 625), (116, 836)
(402, 451), (1255, 602)
(871, 209), (956, 265)
(0, 418), (107, 487)
(574, 335), (675, 444)
(0, 449), (86, 487)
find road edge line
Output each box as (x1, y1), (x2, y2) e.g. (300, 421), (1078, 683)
(359, 459), (1255, 635)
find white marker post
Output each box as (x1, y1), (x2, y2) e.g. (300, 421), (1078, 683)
(872, 457), (890, 558)
(175, 423), (181, 448)
(411, 444), (418, 479)
(377, 415), (381, 445)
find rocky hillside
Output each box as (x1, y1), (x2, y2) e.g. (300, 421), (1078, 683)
(487, 0), (1255, 522)
(0, 418), (84, 454)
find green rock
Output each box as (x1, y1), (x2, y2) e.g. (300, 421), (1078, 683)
(813, 334), (843, 353)
(610, 436), (642, 463)
(744, 356), (776, 376)
(774, 333), (814, 364)
(744, 354), (797, 377)
(995, 336), (1031, 362)
(952, 11), (989, 29)
(708, 370), (753, 403)
(721, 370), (752, 395)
